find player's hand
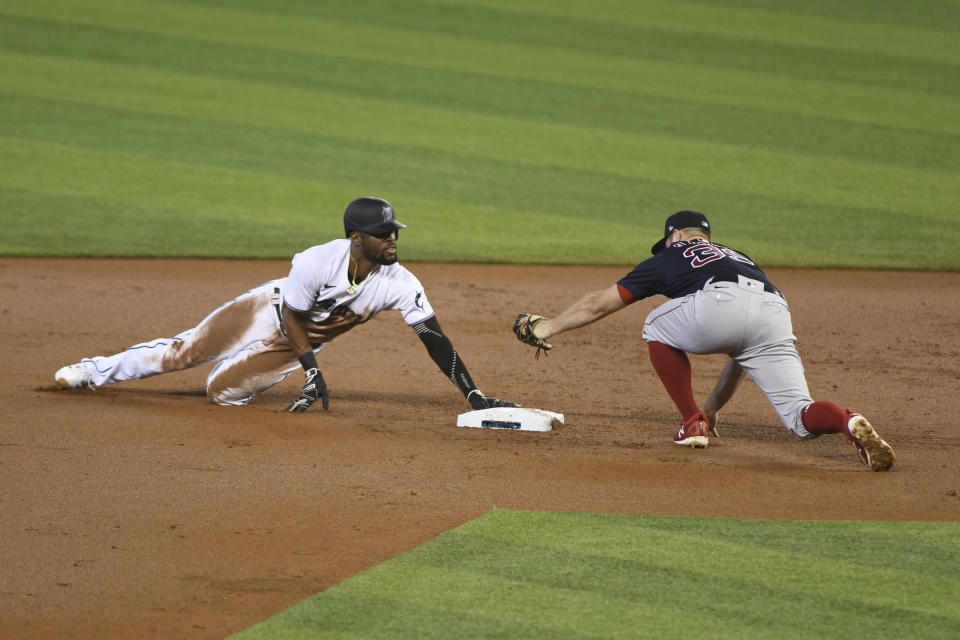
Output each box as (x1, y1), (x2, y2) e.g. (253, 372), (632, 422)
(512, 313), (552, 359)
(286, 367), (330, 412)
(468, 389), (520, 410)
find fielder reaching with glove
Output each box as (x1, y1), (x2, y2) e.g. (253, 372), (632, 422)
(55, 197), (517, 413)
(512, 314), (552, 358)
(513, 210), (894, 471)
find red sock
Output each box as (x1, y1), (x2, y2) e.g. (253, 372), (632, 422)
(801, 401), (848, 435)
(647, 341), (700, 421)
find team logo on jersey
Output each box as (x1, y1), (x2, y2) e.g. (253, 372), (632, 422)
(415, 291), (425, 310)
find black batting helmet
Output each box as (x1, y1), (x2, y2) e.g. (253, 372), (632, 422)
(343, 197), (407, 237)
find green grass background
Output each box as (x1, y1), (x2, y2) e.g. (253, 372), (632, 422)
(1, 0), (958, 267)
(230, 509), (960, 639)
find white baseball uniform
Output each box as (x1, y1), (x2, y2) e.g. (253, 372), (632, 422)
(81, 239), (434, 404)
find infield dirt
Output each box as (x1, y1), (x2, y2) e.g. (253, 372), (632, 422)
(2, 259), (958, 639)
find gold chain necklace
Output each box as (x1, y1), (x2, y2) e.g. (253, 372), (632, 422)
(347, 256), (361, 294)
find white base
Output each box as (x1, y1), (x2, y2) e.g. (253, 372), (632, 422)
(456, 407), (564, 432)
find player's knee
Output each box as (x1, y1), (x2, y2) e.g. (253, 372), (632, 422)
(205, 379), (254, 406)
(205, 361), (292, 406)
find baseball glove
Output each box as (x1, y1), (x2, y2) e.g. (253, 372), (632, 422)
(512, 313), (552, 358)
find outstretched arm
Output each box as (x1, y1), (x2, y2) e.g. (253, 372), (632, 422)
(533, 285), (627, 341)
(413, 316), (517, 409)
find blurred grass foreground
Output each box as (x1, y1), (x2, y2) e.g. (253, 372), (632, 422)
(231, 509), (960, 639)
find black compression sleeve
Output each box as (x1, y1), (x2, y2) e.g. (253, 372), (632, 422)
(298, 351), (319, 372)
(413, 316), (477, 397)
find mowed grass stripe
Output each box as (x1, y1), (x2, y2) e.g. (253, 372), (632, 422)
(2, 51), (956, 226)
(241, 591), (597, 640)
(175, 0), (960, 94)
(427, 0), (960, 65)
(3, 55), (957, 266)
(702, 0), (960, 32)
(0, 139), (659, 262)
(0, 137), (366, 228)
(2, 136), (947, 267)
(443, 518), (959, 618)
(5, 92), (954, 235)
(0, 187), (322, 258)
(2, 17), (956, 174)
(1, 93), (670, 233)
(386, 536), (957, 636)
(230, 511), (960, 639)
(331, 562), (796, 639)
(567, 514), (960, 581)
(2, 0), (957, 135)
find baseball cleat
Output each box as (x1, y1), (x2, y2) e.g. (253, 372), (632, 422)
(54, 362), (94, 389)
(845, 413), (895, 472)
(674, 412), (709, 448)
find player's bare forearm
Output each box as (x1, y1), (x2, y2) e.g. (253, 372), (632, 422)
(536, 285), (626, 339)
(702, 358), (745, 425)
(281, 303), (331, 412)
(281, 304), (314, 357)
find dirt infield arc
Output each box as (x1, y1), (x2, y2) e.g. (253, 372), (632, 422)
(2, 259), (959, 639)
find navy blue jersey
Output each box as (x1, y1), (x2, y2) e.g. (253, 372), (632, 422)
(617, 238), (779, 302)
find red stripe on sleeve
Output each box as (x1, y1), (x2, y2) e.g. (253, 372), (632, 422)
(617, 284), (637, 304)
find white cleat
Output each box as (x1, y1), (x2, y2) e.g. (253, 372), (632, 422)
(54, 362), (94, 389)
(674, 413), (710, 448)
(846, 413), (895, 472)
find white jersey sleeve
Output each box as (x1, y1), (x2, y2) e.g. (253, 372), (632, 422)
(384, 267), (435, 326)
(282, 241), (343, 312)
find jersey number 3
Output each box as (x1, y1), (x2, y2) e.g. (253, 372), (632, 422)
(682, 243), (754, 268)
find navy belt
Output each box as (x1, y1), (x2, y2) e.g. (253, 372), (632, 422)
(710, 275), (783, 299)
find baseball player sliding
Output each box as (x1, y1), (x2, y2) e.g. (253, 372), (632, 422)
(514, 210), (895, 471)
(55, 197), (517, 413)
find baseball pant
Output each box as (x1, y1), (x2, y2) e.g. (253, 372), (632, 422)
(642, 277), (814, 438)
(82, 280), (314, 405)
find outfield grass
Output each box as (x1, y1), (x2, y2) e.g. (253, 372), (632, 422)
(1, 0), (958, 267)
(230, 509), (960, 639)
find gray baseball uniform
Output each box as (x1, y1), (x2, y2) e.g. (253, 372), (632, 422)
(618, 237), (813, 437)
